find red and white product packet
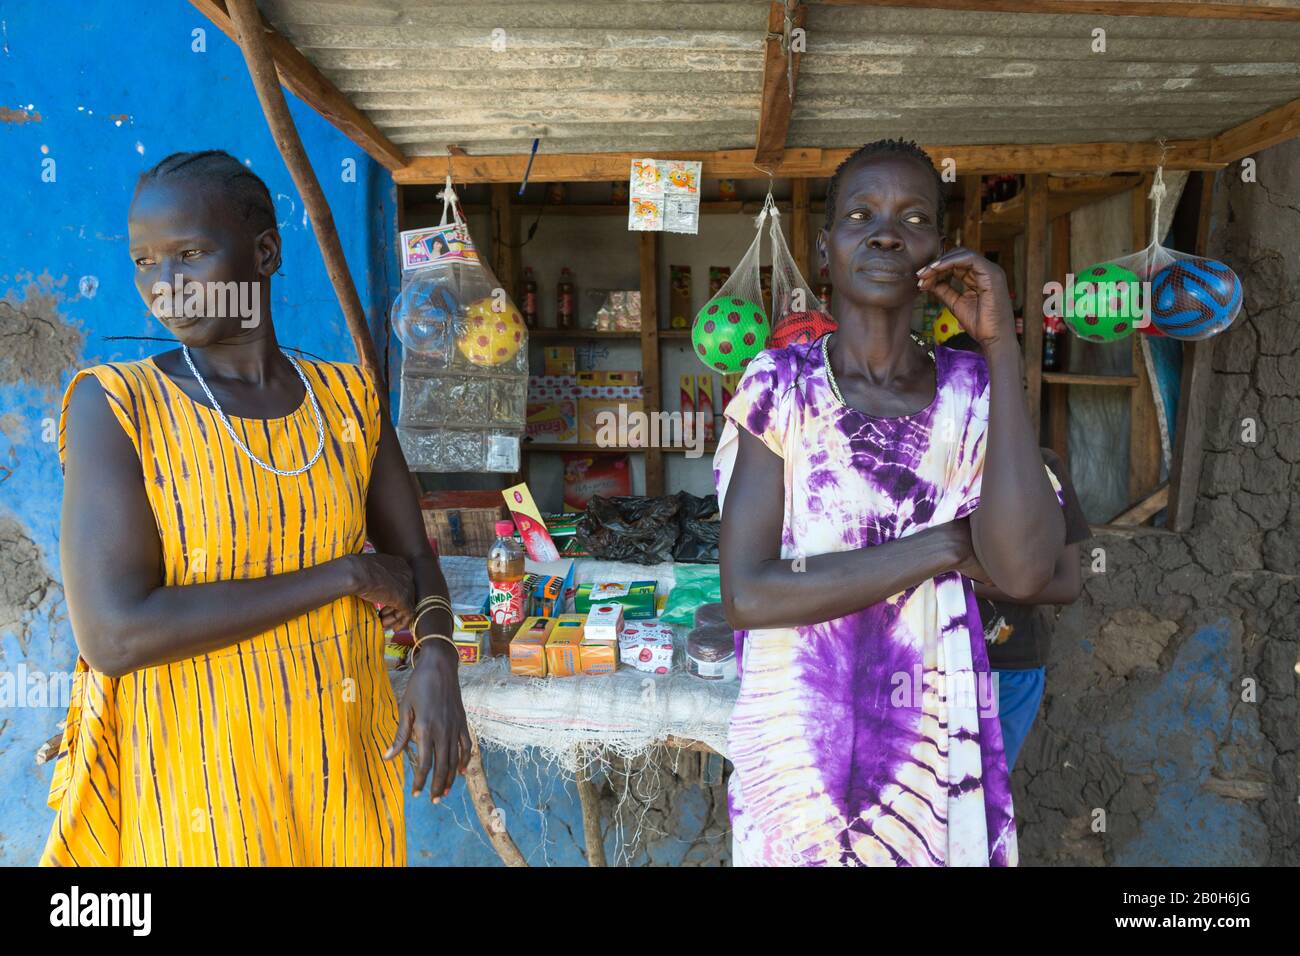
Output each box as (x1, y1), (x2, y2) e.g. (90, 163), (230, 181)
(618, 618), (675, 674)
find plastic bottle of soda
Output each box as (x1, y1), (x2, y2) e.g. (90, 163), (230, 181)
(521, 267), (539, 329)
(487, 520), (526, 657)
(556, 267), (575, 330)
(816, 268), (833, 314)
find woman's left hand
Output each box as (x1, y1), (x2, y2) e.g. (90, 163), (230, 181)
(383, 641), (472, 802)
(916, 247), (1016, 348)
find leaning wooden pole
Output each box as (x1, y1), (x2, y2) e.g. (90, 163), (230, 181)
(226, 0), (383, 383)
(462, 727), (529, 867)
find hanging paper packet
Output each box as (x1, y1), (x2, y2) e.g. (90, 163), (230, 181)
(768, 201), (836, 348)
(690, 196), (773, 374)
(1060, 168), (1241, 344)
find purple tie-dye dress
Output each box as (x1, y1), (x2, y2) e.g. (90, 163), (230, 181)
(713, 340), (1019, 867)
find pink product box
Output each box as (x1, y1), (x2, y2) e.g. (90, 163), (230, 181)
(575, 384), (645, 400)
(528, 375), (579, 400)
(618, 618), (675, 674)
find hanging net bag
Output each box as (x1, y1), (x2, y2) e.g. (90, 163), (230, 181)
(392, 175), (528, 472)
(1064, 167), (1242, 344)
(690, 198), (772, 374)
(768, 196), (836, 348)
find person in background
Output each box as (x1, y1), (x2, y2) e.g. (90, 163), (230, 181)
(945, 330), (1091, 770)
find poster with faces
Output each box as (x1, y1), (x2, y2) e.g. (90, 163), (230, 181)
(628, 159), (701, 235)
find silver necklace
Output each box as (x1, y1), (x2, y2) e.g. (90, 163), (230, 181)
(822, 332), (934, 408)
(181, 345), (326, 477)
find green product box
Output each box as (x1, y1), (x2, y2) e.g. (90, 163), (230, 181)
(574, 580), (657, 620)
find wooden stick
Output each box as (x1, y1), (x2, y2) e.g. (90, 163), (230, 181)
(1023, 174), (1048, 433)
(576, 756), (608, 867)
(226, 0), (384, 385)
(461, 726), (529, 867)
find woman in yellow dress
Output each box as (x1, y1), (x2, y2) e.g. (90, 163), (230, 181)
(43, 150), (469, 866)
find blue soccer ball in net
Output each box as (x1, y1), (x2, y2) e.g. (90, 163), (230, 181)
(1149, 257), (1242, 340)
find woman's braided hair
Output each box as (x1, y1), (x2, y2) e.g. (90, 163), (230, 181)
(136, 149), (277, 236)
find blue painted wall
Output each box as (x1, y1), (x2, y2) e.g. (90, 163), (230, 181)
(0, 1), (619, 866)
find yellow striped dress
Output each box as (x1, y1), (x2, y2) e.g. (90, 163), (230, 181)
(42, 356), (406, 866)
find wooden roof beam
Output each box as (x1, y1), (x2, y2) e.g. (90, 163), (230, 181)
(814, 1), (1300, 22)
(188, 0), (408, 171)
(394, 140), (1217, 184)
(754, 2), (809, 169)
(1209, 96), (1300, 164)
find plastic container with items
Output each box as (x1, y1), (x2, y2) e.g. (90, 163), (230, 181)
(686, 602), (736, 681)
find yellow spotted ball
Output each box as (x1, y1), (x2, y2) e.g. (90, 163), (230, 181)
(456, 298), (526, 366)
(933, 308), (961, 345)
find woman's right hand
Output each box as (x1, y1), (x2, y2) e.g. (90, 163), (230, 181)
(345, 553), (415, 629)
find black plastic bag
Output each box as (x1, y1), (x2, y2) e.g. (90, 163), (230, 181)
(576, 492), (720, 564)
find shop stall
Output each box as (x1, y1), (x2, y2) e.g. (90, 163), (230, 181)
(195, 0), (1300, 864)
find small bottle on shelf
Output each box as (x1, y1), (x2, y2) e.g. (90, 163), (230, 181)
(521, 266), (538, 329)
(556, 267), (575, 330)
(816, 268), (833, 315)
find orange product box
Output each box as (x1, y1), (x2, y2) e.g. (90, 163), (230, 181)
(509, 616), (554, 677)
(577, 394), (644, 445)
(546, 616), (586, 677)
(579, 641), (618, 676)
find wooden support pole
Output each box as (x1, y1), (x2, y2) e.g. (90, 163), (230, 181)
(1128, 172), (1161, 504)
(961, 176), (982, 252)
(640, 232), (665, 496)
(754, 1), (807, 168)
(1047, 213), (1072, 464)
(461, 727), (529, 867)
(792, 178), (811, 282)
(576, 758), (608, 868)
(1167, 170), (1218, 531)
(1023, 174), (1048, 435)
(226, 0), (384, 385)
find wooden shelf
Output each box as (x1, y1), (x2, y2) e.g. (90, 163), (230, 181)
(981, 173), (1145, 240)
(454, 200), (827, 217)
(526, 328), (693, 342)
(1042, 372), (1139, 387)
(528, 328), (641, 340)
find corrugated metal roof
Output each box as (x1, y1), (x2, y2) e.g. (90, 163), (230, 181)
(260, 0), (1300, 156)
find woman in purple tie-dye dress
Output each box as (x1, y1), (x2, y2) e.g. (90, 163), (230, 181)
(714, 140), (1065, 867)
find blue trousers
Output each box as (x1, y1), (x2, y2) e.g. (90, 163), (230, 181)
(995, 667), (1046, 772)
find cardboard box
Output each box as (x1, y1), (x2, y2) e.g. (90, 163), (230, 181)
(575, 581), (657, 619)
(509, 616), (554, 677)
(527, 375), (578, 444)
(562, 453), (631, 512)
(669, 264), (692, 330)
(543, 346), (576, 376)
(578, 394), (644, 446)
(696, 375), (715, 443)
(680, 374), (696, 444)
(584, 603), (625, 644)
(577, 370), (641, 388)
(580, 641), (618, 676)
(545, 619), (585, 677)
(619, 618), (676, 674)
(453, 613), (490, 665)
